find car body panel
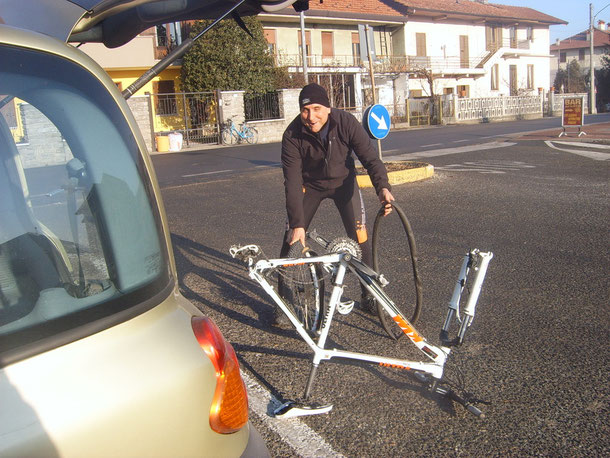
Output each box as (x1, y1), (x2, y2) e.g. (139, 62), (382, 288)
(1, 294), (251, 457)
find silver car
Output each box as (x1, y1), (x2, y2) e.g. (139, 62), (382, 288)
(0, 0), (301, 455)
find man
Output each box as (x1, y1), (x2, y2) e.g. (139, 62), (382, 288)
(279, 83), (395, 316)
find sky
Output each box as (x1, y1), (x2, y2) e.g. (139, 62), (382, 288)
(500, 0), (610, 42)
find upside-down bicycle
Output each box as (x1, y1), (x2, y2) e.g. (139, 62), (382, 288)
(230, 204), (493, 418)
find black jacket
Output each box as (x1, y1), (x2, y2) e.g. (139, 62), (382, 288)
(281, 108), (391, 229)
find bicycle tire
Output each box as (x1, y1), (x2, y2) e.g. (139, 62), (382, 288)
(221, 129), (235, 145)
(279, 242), (326, 332)
(371, 202), (422, 340)
(245, 127), (258, 144)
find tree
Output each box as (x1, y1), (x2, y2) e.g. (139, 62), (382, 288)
(553, 60), (587, 93)
(181, 17), (277, 94)
(595, 53), (610, 111)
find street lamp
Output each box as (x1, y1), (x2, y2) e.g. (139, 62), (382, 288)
(590, 2), (610, 113)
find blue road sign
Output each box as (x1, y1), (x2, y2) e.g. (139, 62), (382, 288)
(363, 104), (391, 140)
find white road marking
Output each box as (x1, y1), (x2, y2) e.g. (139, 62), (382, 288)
(544, 141), (610, 161)
(182, 169), (233, 177)
(421, 143), (443, 148)
(384, 141), (516, 160)
(435, 160), (536, 174)
(242, 371), (345, 458)
(551, 141), (610, 149)
(452, 139), (469, 143)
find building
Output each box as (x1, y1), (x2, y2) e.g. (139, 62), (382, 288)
(260, 0), (566, 109)
(550, 21), (610, 85)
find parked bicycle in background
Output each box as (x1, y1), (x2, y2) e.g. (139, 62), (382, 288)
(222, 117), (259, 145)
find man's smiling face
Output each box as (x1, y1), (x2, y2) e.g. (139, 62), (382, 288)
(300, 103), (330, 133)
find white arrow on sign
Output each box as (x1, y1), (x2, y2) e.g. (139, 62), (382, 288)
(370, 111), (388, 131)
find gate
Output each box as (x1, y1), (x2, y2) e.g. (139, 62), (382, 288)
(153, 91), (220, 147)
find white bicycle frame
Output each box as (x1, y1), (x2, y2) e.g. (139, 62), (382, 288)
(232, 245), (493, 386)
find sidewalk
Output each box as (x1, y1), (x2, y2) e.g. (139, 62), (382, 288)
(512, 121), (610, 142)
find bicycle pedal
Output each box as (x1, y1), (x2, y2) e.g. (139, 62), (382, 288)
(274, 400), (333, 419)
(337, 299), (354, 315)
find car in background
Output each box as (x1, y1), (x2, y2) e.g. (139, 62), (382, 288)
(0, 0), (302, 455)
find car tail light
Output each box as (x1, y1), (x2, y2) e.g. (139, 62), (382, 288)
(191, 316), (249, 434)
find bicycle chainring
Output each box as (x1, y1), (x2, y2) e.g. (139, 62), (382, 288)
(327, 237), (362, 260)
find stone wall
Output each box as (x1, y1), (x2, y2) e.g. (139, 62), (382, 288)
(126, 95), (154, 152)
(17, 103), (71, 168)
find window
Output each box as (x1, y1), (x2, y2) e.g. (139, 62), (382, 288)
(509, 65), (518, 95)
(486, 24), (502, 51)
(527, 27), (534, 41)
(579, 49), (586, 61)
(560, 52), (567, 63)
(321, 31), (334, 60)
(527, 64), (534, 89)
(457, 85), (469, 98)
(509, 27), (517, 48)
(0, 44), (168, 357)
(153, 80), (177, 116)
(460, 35), (469, 68)
(263, 29), (276, 56)
(416, 33), (427, 57)
(491, 64), (499, 90)
(351, 32), (361, 65)
(156, 24), (168, 47)
(409, 89), (423, 98)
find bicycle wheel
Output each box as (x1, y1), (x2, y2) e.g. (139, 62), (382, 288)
(278, 242), (326, 332)
(371, 203), (422, 340)
(221, 128), (235, 145)
(245, 127), (258, 144)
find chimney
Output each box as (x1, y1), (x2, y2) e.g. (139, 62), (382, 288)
(598, 20), (607, 31)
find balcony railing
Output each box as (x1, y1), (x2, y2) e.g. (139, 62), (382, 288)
(274, 54), (488, 73)
(487, 38), (531, 51)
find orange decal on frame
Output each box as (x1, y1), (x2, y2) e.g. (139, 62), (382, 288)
(392, 316), (423, 342)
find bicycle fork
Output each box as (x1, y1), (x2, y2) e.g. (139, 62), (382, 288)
(440, 249), (494, 346)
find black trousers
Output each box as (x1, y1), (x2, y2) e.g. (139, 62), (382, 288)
(280, 178), (372, 268)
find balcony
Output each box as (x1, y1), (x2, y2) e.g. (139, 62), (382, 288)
(274, 53), (488, 75)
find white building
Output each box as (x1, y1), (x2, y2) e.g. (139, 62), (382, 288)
(260, 0), (566, 108)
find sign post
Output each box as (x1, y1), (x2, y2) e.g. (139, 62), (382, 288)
(363, 104), (391, 160)
(559, 96), (586, 137)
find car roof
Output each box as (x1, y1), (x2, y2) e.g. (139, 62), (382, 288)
(0, 0), (302, 48)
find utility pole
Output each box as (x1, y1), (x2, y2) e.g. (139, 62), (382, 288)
(300, 11), (309, 84)
(364, 24), (382, 159)
(590, 3), (596, 114)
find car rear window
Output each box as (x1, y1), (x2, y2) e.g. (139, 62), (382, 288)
(0, 44), (170, 364)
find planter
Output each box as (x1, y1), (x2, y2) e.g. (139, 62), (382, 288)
(356, 161), (434, 188)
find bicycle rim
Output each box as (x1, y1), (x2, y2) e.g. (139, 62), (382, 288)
(280, 245), (326, 332)
(371, 203), (422, 340)
(246, 127), (258, 144)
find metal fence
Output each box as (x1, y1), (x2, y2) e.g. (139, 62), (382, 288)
(244, 92), (281, 122)
(404, 97), (451, 127)
(153, 91), (219, 146)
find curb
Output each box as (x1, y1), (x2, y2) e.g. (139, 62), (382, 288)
(357, 162), (434, 188)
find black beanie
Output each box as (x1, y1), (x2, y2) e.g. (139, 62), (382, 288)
(299, 83), (330, 109)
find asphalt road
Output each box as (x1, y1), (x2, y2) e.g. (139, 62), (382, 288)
(151, 113), (610, 188)
(158, 136), (609, 456)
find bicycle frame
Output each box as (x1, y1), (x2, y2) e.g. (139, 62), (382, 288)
(234, 244), (493, 405)
(227, 119), (252, 141)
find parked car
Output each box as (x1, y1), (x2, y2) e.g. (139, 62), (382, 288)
(0, 0), (302, 455)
